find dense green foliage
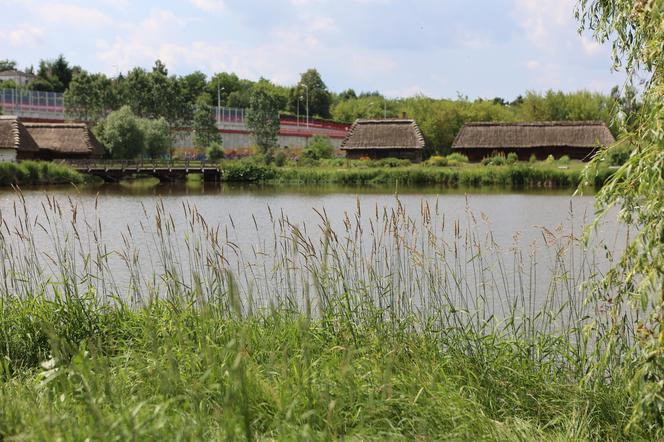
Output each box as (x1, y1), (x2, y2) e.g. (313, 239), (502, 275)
(141, 117), (172, 159)
(95, 106), (145, 159)
(578, 0), (664, 430)
(96, 106), (172, 159)
(192, 95), (222, 150)
(247, 81), (281, 155)
(288, 68), (332, 119)
(302, 135), (334, 160)
(207, 141), (225, 161)
(0, 161), (83, 186)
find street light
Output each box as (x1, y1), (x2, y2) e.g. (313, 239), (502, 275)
(217, 84), (225, 124)
(302, 84), (309, 128)
(297, 96), (304, 127)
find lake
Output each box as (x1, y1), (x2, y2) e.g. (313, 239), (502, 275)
(0, 182), (624, 320)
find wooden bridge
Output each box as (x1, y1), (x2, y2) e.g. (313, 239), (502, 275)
(63, 160), (223, 183)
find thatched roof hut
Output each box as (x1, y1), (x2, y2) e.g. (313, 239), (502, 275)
(341, 119), (425, 162)
(0, 116), (39, 160)
(451, 121), (615, 161)
(23, 123), (105, 159)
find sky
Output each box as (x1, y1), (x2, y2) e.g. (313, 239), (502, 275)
(0, 0), (625, 100)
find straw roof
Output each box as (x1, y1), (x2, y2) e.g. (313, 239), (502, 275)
(341, 119), (425, 150)
(452, 121), (615, 149)
(0, 116), (39, 152)
(23, 122), (105, 156)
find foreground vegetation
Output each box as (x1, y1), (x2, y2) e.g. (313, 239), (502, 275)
(0, 193), (657, 440)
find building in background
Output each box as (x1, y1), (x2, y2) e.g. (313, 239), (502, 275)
(452, 121), (615, 161)
(0, 116), (39, 161)
(0, 70), (36, 86)
(24, 122), (106, 160)
(341, 119), (425, 162)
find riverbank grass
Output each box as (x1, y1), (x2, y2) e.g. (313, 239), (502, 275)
(0, 161), (84, 186)
(0, 296), (638, 441)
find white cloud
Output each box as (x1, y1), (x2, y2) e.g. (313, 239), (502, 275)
(1, 25), (44, 47)
(513, 0), (573, 49)
(32, 2), (112, 27)
(189, 0), (225, 12)
(524, 60), (540, 70)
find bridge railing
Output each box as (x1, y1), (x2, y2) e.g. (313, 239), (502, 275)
(60, 159), (224, 169)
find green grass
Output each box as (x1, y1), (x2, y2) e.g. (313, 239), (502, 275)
(218, 158), (615, 189)
(0, 161), (84, 186)
(0, 194), (655, 440)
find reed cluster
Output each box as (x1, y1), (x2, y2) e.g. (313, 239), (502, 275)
(0, 192), (652, 440)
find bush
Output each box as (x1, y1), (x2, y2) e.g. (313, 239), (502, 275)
(426, 155), (448, 167)
(506, 152), (518, 164)
(482, 154), (506, 166)
(274, 150), (287, 167)
(545, 154), (555, 164)
(372, 158), (412, 168)
(446, 153), (469, 164)
(222, 159), (276, 181)
(303, 135), (334, 160)
(0, 161), (83, 186)
(529, 154), (537, 163)
(207, 142), (225, 161)
(558, 155), (570, 165)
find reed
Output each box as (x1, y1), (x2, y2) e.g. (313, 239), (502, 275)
(0, 191), (651, 440)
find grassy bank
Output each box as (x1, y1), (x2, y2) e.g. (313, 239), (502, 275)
(221, 159), (615, 188)
(0, 161), (84, 186)
(0, 196), (654, 440)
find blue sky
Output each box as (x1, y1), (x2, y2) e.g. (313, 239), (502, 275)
(0, 0), (624, 99)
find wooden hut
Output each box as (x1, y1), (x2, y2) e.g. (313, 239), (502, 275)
(23, 123), (106, 160)
(451, 121), (615, 161)
(341, 119), (425, 162)
(0, 116), (39, 162)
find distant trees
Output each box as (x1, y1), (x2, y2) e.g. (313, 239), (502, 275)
(247, 80), (281, 155)
(64, 71), (116, 122)
(303, 136), (334, 160)
(0, 60), (17, 71)
(288, 69), (331, 119)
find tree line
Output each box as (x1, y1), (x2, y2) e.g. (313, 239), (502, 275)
(1, 56), (641, 156)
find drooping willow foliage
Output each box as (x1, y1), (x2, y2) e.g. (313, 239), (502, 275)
(578, 0), (664, 429)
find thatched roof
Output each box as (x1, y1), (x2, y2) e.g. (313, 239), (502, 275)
(23, 123), (105, 156)
(341, 119), (425, 150)
(0, 116), (39, 152)
(452, 121), (615, 149)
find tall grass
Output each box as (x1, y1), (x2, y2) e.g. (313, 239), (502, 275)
(0, 191), (651, 440)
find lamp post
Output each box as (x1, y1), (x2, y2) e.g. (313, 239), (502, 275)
(303, 84), (309, 128)
(217, 85), (225, 124)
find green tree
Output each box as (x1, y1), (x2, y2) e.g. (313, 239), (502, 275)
(0, 60), (17, 71)
(192, 95), (221, 149)
(96, 106), (145, 159)
(141, 117), (172, 159)
(578, 0), (664, 430)
(288, 69), (331, 118)
(31, 55), (78, 92)
(247, 80), (281, 155)
(65, 71), (114, 122)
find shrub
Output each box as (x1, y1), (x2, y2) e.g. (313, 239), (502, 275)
(529, 154), (537, 163)
(303, 135), (334, 160)
(426, 155), (448, 167)
(545, 154), (555, 164)
(506, 152), (518, 164)
(274, 150), (287, 167)
(372, 158), (412, 168)
(446, 153), (469, 164)
(558, 155), (571, 165)
(483, 154), (506, 166)
(207, 142), (225, 161)
(222, 159), (276, 181)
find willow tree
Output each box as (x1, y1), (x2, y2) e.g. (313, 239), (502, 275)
(578, 0), (663, 429)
